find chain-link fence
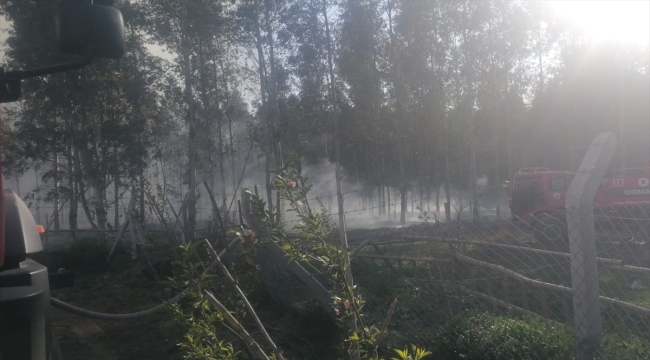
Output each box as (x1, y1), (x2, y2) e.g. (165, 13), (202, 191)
(30, 130), (648, 358)
(346, 132), (650, 359)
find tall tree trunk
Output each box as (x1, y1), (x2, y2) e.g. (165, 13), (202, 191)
(460, 7), (478, 221)
(178, 163), (186, 230)
(113, 146), (120, 229)
(387, 185), (391, 217)
(114, 175), (120, 229)
(217, 50), (238, 197)
(77, 143), (106, 229)
(93, 180), (107, 230)
(264, 0), (282, 223)
(53, 153), (61, 230)
(182, 45), (197, 240)
(323, 2), (358, 358)
(387, 4), (407, 225)
(444, 128), (451, 222)
(495, 132), (501, 218)
(74, 148), (98, 229)
(419, 187), (424, 214)
(253, 0), (273, 214)
(139, 171), (145, 224)
(199, 40), (221, 220)
(35, 168), (41, 224)
(505, 56), (514, 179)
(469, 113), (478, 220)
(68, 145), (78, 230)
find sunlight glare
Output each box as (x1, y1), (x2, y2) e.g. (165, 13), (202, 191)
(549, 1), (650, 45)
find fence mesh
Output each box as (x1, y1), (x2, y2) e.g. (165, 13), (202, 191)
(348, 201), (650, 357)
(344, 177), (649, 357)
(30, 132), (649, 358)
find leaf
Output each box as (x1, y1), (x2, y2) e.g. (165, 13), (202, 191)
(392, 348), (409, 360)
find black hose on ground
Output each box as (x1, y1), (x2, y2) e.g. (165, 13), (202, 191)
(50, 236), (242, 320)
(50, 290), (186, 320)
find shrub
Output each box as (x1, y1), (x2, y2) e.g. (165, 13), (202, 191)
(600, 333), (650, 360)
(434, 312), (650, 359)
(434, 312), (573, 360)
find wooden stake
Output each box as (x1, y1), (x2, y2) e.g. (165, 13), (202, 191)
(563, 296), (572, 323)
(614, 308), (628, 336)
(502, 274), (510, 304)
(521, 287), (530, 311)
(106, 196), (135, 263)
(459, 286), (564, 328)
(203, 291), (270, 360)
(539, 287), (550, 319)
(203, 240), (284, 360)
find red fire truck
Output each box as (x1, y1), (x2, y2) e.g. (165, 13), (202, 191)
(505, 166), (650, 243)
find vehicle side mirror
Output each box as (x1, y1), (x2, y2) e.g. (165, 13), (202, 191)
(55, 1), (125, 59)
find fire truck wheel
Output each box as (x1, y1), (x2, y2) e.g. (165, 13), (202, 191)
(534, 214), (568, 244)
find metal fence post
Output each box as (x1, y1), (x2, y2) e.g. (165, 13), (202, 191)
(566, 132), (617, 359)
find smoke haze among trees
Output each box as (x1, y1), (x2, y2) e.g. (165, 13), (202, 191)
(1, 0), (648, 230)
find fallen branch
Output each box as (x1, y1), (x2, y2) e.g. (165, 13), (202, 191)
(105, 219), (129, 263)
(455, 253), (650, 317)
(202, 290), (270, 360)
(351, 236), (445, 247)
(403, 235), (625, 266)
(167, 197), (187, 244)
(204, 239), (285, 360)
(355, 253), (450, 263)
(458, 286), (565, 328)
(144, 190), (179, 246)
(350, 239), (374, 257)
(606, 264), (650, 275)
(203, 181), (228, 243)
(375, 298), (398, 348)
(106, 195), (136, 263)
(51, 237), (242, 321)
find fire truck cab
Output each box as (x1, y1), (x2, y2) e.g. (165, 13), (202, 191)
(507, 168), (572, 224)
(506, 166), (650, 243)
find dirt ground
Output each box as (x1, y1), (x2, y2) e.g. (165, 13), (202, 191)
(49, 266), (184, 360)
(37, 244), (339, 360)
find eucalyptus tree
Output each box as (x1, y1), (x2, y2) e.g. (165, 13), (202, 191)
(2, 0), (163, 230)
(143, 0), (228, 236)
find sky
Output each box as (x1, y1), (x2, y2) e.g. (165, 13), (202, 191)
(548, 0), (650, 46)
(2, 1), (649, 62)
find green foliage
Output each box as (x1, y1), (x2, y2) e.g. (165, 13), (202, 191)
(433, 312), (650, 360)
(434, 312), (574, 360)
(599, 333), (650, 360)
(391, 346), (432, 360)
(248, 159), (431, 360)
(166, 242), (239, 360)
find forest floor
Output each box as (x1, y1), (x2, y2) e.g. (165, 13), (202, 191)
(33, 237), (339, 360)
(43, 253), (185, 360)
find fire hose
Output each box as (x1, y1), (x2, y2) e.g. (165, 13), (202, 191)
(49, 236), (242, 320)
(50, 289), (186, 320)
